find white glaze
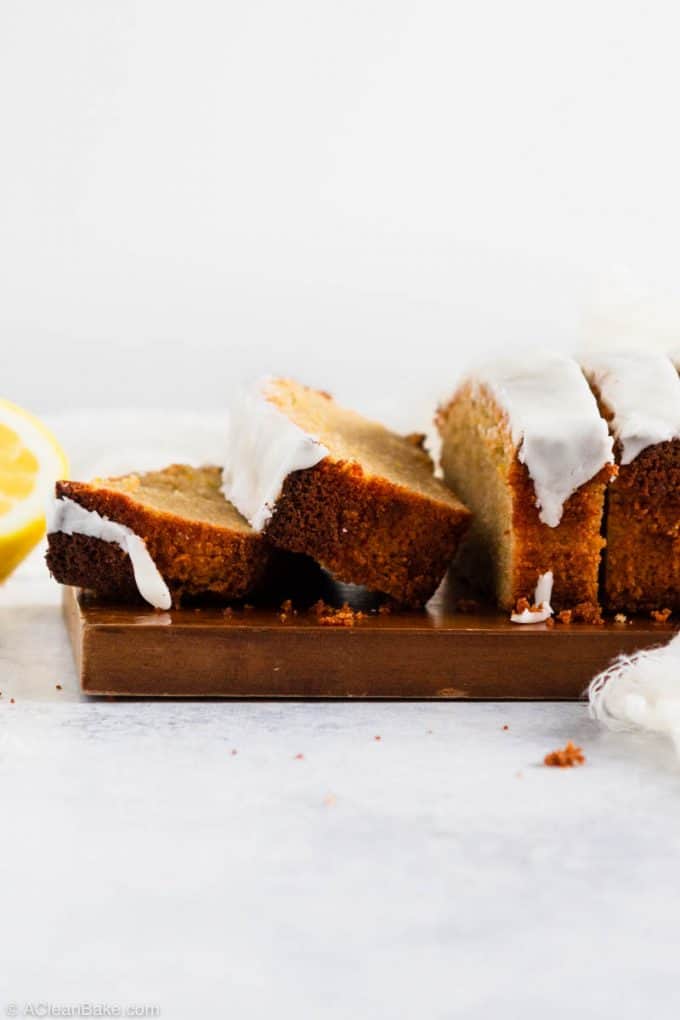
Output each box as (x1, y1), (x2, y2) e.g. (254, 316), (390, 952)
(221, 379), (329, 531)
(477, 353), (613, 528)
(581, 353), (680, 465)
(510, 570), (554, 624)
(48, 497), (172, 610)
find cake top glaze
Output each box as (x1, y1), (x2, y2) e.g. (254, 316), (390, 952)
(476, 352), (614, 527)
(221, 378), (329, 531)
(582, 352), (680, 465)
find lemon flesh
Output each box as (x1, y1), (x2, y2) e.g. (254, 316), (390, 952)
(0, 401), (68, 581)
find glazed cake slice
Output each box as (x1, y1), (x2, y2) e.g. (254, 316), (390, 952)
(46, 465), (272, 608)
(221, 378), (471, 606)
(436, 353), (615, 615)
(582, 353), (680, 613)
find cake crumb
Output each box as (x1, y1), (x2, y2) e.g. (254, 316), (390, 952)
(545, 617), (555, 628)
(294, 752), (305, 760)
(312, 600), (364, 627)
(513, 596), (531, 615)
(502, 724), (509, 731)
(374, 735), (381, 742)
(570, 603), (604, 625)
(544, 740), (585, 768)
(614, 613), (628, 624)
(223, 607), (233, 618)
(378, 603), (392, 616)
(9, 698), (15, 704)
(556, 609), (573, 625)
(55, 684), (62, 691)
(651, 608), (672, 623)
(230, 749), (238, 756)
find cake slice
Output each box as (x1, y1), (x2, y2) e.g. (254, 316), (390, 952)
(221, 378), (471, 606)
(582, 352), (680, 613)
(436, 353), (615, 615)
(46, 465), (272, 608)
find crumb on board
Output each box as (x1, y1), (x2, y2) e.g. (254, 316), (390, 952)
(556, 609), (573, 625)
(544, 741), (585, 768)
(9, 698), (15, 705)
(571, 603), (604, 625)
(502, 725), (509, 731)
(374, 735), (381, 742)
(614, 613), (628, 624)
(230, 749), (238, 756)
(311, 600), (364, 627)
(55, 684), (62, 691)
(378, 603), (392, 616)
(651, 608), (672, 623)
(294, 752), (305, 760)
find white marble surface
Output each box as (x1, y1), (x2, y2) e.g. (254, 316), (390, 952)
(1, 415), (678, 1018)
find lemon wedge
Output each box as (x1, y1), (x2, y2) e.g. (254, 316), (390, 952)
(0, 399), (68, 581)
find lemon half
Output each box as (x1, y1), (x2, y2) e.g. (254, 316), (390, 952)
(0, 400), (68, 581)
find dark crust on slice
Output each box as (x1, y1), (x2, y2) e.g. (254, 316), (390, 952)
(46, 532), (142, 603)
(589, 381), (680, 612)
(263, 458), (471, 606)
(46, 478), (272, 606)
(604, 439), (680, 612)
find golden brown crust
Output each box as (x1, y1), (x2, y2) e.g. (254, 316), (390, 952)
(264, 458), (471, 606)
(46, 473), (272, 605)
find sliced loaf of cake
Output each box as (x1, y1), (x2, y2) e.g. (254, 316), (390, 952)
(436, 353), (615, 615)
(221, 378), (471, 606)
(582, 352), (680, 613)
(46, 465), (272, 608)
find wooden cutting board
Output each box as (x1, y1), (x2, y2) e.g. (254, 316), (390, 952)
(62, 581), (676, 699)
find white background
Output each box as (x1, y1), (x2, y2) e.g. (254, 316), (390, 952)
(3, 0), (680, 435)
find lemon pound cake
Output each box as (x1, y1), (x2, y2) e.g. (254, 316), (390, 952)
(46, 465), (272, 608)
(436, 353), (615, 615)
(221, 379), (471, 606)
(582, 353), (680, 613)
